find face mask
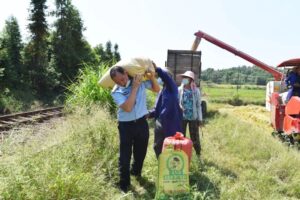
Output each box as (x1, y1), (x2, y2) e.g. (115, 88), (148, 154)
(182, 78), (189, 85)
(119, 79), (131, 89)
(125, 79), (131, 87)
(157, 77), (164, 86)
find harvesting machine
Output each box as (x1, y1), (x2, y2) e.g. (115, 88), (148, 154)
(192, 30), (300, 146)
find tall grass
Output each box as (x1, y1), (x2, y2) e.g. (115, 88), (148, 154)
(66, 64), (116, 114)
(0, 106), (121, 199)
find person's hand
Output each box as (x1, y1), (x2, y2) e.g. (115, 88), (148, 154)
(145, 69), (155, 80)
(132, 75), (142, 90)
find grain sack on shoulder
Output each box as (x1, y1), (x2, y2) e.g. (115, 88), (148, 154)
(98, 57), (155, 88)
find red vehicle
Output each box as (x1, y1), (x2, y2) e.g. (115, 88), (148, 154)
(192, 30), (300, 146)
(271, 59), (300, 145)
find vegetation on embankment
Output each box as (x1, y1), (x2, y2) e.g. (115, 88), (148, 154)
(0, 107), (121, 199)
(1, 103), (300, 199)
(65, 64), (116, 114)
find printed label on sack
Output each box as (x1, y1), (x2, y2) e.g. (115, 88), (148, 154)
(157, 149), (189, 194)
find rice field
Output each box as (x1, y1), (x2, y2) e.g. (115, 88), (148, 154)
(202, 84), (266, 106)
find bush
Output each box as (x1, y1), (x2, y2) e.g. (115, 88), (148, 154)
(66, 64), (116, 114)
(228, 94), (243, 106)
(0, 86), (42, 114)
(0, 89), (25, 114)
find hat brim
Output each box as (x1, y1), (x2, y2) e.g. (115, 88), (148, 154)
(179, 74), (194, 80)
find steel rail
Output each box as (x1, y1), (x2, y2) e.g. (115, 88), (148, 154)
(0, 106), (64, 131)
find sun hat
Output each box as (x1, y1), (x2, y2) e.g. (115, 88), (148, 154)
(179, 70), (195, 80)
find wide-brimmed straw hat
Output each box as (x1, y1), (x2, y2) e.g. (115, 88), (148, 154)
(179, 70), (195, 80)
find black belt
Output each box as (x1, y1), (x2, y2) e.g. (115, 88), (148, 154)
(119, 115), (146, 124)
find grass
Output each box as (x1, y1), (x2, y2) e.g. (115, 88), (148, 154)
(1, 68), (299, 200)
(1, 103), (300, 199)
(66, 64), (116, 114)
(200, 104), (300, 200)
(0, 107), (120, 199)
(202, 84), (266, 106)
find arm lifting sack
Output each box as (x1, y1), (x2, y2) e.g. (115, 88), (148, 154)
(98, 57), (155, 88)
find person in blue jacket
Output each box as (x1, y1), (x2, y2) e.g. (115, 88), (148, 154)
(148, 64), (183, 158)
(285, 66), (300, 102)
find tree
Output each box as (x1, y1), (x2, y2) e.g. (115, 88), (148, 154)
(94, 44), (105, 62)
(24, 0), (58, 99)
(0, 44), (8, 92)
(113, 44), (121, 62)
(0, 16), (23, 88)
(105, 41), (113, 61)
(255, 76), (266, 85)
(51, 0), (95, 88)
(94, 41), (121, 66)
(201, 66), (273, 85)
(0, 68), (4, 90)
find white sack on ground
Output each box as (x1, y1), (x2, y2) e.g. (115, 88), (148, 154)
(98, 57), (155, 88)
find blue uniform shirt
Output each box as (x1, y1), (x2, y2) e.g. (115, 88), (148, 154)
(112, 80), (152, 122)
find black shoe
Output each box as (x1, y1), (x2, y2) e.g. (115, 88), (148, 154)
(119, 183), (130, 193)
(119, 184), (129, 193)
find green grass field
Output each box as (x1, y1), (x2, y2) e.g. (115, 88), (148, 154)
(202, 84), (266, 106)
(1, 103), (300, 199)
(1, 78), (299, 199)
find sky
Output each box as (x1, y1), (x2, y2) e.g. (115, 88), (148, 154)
(0, 0), (300, 70)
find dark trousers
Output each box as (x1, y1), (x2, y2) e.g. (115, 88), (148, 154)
(118, 117), (149, 189)
(182, 120), (201, 155)
(153, 119), (165, 158)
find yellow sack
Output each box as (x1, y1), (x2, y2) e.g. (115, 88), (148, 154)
(98, 57), (155, 88)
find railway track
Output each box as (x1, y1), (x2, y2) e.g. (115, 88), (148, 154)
(0, 106), (64, 132)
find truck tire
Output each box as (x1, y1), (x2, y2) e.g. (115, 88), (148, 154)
(201, 100), (207, 119)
